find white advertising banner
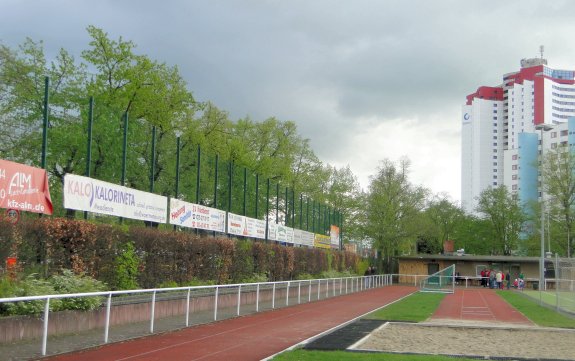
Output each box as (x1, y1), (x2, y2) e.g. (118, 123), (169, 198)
(245, 218), (266, 239)
(227, 212), (247, 236)
(293, 229), (302, 246)
(64, 174), (167, 223)
(301, 231), (314, 247)
(268, 222), (278, 241)
(169, 198), (225, 232)
(286, 226), (294, 244)
(276, 225), (294, 244)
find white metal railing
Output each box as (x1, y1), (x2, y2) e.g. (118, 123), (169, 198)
(0, 274), (391, 358)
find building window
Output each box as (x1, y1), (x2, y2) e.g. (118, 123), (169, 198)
(493, 110), (497, 114)
(551, 132), (557, 138)
(493, 175), (497, 179)
(493, 130), (497, 133)
(561, 141), (568, 147)
(561, 130), (568, 136)
(493, 143), (498, 146)
(493, 117), (497, 120)
(493, 136), (497, 140)
(512, 174), (517, 180)
(493, 149), (497, 153)
(493, 182), (498, 186)
(512, 165), (518, 170)
(551, 143), (557, 149)
(493, 156), (498, 159)
(512, 184), (518, 190)
(512, 154), (518, 160)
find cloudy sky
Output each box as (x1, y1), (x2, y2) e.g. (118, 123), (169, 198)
(2, 0), (575, 201)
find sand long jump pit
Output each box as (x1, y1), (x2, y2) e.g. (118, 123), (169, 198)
(350, 321), (575, 360)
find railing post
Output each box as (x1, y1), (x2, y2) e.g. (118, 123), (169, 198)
(214, 287), (219, 321)
(317, 280), (321, 300)
(345, 278), (348, 294)
(286, 281), (290, 306)
(298, 282), (301, 304)
(333, 279), (336, 296)
(150, 290), (156, 333)
(272, 283), (276, 309)
(104, 293), (112, 343)
(339, 278), (342, 294)
(41, 298), (50, 356)
(256, 284), (260, 312)
(326, 279), (329, 298)
(237, 285), (242, 316)
(308, 280), (311, 302)
(186, 288), (191, 327)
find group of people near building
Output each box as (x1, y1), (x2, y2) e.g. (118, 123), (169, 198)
(480, 269), (511, 289)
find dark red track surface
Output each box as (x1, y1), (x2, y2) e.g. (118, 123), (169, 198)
(45, 286), (416, 361)
(432, 288), (533, 324)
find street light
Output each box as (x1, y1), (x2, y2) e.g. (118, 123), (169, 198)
(535, 123), (554, 298)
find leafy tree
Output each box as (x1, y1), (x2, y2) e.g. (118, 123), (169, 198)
(365, 158), (428, 273)
(476, 186), (525, 255)
(423, 194), (464, 252)
(542, 147), (575, 257)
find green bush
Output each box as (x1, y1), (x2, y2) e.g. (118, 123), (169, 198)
(50, 270), (106, 311)
(113, 242), (140, 290)
(0, 274), (61, 315)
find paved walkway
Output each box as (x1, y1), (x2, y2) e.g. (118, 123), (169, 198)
(43, 286), (416, 361)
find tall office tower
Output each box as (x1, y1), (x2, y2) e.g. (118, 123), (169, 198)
(462, 57), (575, 214)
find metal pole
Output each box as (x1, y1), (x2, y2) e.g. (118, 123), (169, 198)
(185, 288), (191, 327)
(121, 112), (128, 187)
(196, 145), (201, 204)
(255, 174), (259, 218)
(285, 187), (289, 226)
(175, 135), (181, 199)
(214, 286), (219, 321)
(41, 298), (50, 356)
(243, 167), (247, 216)
(277, 187), (282, 226)
(150, 126), (156, 193)
(150, 291), (156, 333)
(299, 193), (303, 229)
(228, 161), (233, 213)
(265, 178), (270, 241)
(84, 96), (94, 220)
(104, 293), (112, 343)
(41, 76), (49, 169)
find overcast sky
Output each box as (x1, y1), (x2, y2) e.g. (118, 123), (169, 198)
(2, 0), (575, 201)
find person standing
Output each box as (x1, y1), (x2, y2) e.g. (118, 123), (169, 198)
(496, 270), (503, 289)
(505, 272), (511, 290)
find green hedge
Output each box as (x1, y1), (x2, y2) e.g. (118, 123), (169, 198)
(0, 218), (360, 289)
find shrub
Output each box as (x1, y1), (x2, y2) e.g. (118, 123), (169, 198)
(50, 270), (106, 311)
(0, 274), (61, 315)
(113, 242), (140, 290)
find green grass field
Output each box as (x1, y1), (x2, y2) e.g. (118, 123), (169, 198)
(364, 291), (445, 322)
(497, 290), (575, 328)
(519, 290), (575, 314)
(272, 290), (575, 360)
(272, 350), (479, 361)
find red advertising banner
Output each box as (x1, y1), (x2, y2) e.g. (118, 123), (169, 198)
(0, 159), (53, 215)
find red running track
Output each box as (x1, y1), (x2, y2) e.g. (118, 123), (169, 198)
(45, 286), (416, 361)
(432, 288), (533, 325)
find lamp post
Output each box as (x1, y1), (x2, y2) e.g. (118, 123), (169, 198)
(536, 123), (554, 297)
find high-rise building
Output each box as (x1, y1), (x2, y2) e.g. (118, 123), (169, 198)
(461, 57), (575, 214)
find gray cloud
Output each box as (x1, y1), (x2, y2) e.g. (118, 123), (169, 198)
(3, 0), (575, 200)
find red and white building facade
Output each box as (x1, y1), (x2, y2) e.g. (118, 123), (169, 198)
(462, 58), (575, 214)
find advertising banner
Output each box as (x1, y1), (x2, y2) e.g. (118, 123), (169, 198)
(245, 218), (266, 239)
(169, 198), (225, 232)
(227, 212), (247, 236)
(0, 159), (53, 215)
(314, 234), (331, 249)
(277, 224), (287, 243)
(268, 222), (278, 241)
(330, 225), (340, 249)
(63, 174), (167, 223)
(301, 231), (314, 247)
(293, 229), (302, 246)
